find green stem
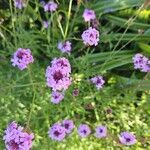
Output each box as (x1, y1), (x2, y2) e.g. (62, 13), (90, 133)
(9, 0), (17, 47)
(26, 66), (36, 129)
(57, 13), (65, 39)
(64, 0), (73, 39)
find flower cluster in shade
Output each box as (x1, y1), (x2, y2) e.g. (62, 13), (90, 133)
(43, 21), (50, 29)
(133, 53), (150, 72)
(58, 41), (72, 54)
(44, 1), (58, 12)
(11, 48), (34, 70)
(83, 9), (96, 22)
(48, 120), (74, 141)
(90, 75), (105, 89)
(14, 0), (26, 9)
(81, 27), (99, 46)
(3, 122), (34, 150)
(119, 132), (137, 146)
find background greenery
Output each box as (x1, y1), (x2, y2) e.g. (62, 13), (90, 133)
(0, 0), (150, 149)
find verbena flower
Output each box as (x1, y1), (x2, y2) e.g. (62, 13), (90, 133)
(90, 76), (105, 89)
(3, 121), (34, 150)
(83, 9), (96, 22)
(46, 57), (71, 91)
(62, 120), (74, 134)
(43, 21), (50, 28)
(77, 124), (91, 138)
(11, 48), (34, 70)
(14, 0), (26, 9)
(81, 27), (99, 46)
(133, 53), (150, 72)
(51, 91), (64, 104)
(51, 57), (71, 75)
(48, 123), (66, 141)
(58, 41), (72, 54)
(44, 1), (58, 12)
(119, 132), (137, 146)
(94, 125), (107, 138)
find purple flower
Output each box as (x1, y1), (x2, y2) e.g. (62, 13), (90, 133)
(133, 53), (150, 72)
(51, 91), (64, 104)
(83, 9), (96, 22)
(95, 125), (107, 138)
(77, 124), (91, 138)
(11, 48), (34, 70)
(119, 132), (137, 146)
(62, 120), (74, 134)
(14, 0), (26, 9)
(46, 57), (71, 91)
(3, 121), (34, 150)
(51, 57), (71, 75)
(44, 1), (58, 12)
(81, 27), (99, 46)
(58, 41), (72, 54)
(90, 76), (105, 89)
(48, 123), (66, 141)
(43, 21), (50, 28)
(73, 88), (79, 97)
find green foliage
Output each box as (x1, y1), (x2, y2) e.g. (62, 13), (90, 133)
(0, 0), (150, 149)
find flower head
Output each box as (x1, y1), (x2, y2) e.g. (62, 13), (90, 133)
(91, 76), (105, 89)
(48, 123), (66, 141)
(14, 0), (26, 9)
(133, 53), (150, 72)
(77, 124), (91, 138)
(11, 48), (34, 70)
(58, 41), (72, 54)
(43, 21), (50, 28)
(119, 132), (137, 146)
(46, 57), (71, 91)
(83, 9), (96, 22)
(62, 120), (74, 134)
(44, 1), (58, 12)
(3, 121), (34, 150)
(81, 27), (99, 46)
(51, 91), (64, 104)
(95, 125), (107, 138)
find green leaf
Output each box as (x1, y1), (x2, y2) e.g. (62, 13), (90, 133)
(138, 42), (150, 54)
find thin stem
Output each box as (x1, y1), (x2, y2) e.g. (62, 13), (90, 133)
(64, 0), (73, 39)
(9, 0), (17, 47)
(26, 66), (36, 129)
(57, 13), (65, 39)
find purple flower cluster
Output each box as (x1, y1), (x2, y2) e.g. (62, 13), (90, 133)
(3, 122), (34, 150)
(81, 27), (99, 46)
(51, 91), (64, 104)
(44, 1), (58, 12)
(83, 9), (96, 22)
(90, 75), (105, 89)
(14, 0), (26, 9)
(58, 41), (72, 54)
(48, 120), (74, 141)
(11, 48), (34, 70)
(119, 132), (137, 146)
(77, 124), (91, 138)
(46, 57), (71, 104)
(133, 53), (150, 72)
(46, 57), (71, 91)
(43, 21), (50, 29)
(94, 125), (107, 138)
